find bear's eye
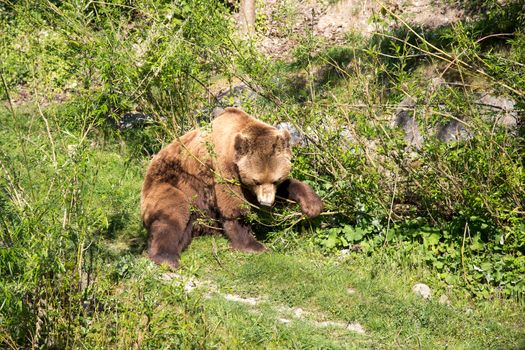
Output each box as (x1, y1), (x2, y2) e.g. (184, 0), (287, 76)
(253, 180), (261, 186)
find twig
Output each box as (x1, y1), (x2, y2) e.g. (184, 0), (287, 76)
(0, 157), (30, 210)
(384, 171), (398, 247)
(461, 221), (469, 281)
(211, 238), (224, 269)
(36, 101), (58, 168)
(475, 33), (515, 44)
(0, 70), (16, 119)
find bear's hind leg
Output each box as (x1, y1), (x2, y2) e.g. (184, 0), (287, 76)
(148, 217), (193, 269)
(146, 186), (192, 269)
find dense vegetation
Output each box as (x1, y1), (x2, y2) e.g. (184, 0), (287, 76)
(1, 0), (524, 347)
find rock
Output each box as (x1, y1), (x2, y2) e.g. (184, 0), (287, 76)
(429, 77), (446, 92)
(433, 92), (517, 142)
(339, 127), (356, 149)
(316, 320), (345, 328)
(255, 0), (467, 59)
(118, 112), (154, 129)
(340, 249), (350, 256)
(316, 0), (377, 38)
(160, 273), (200, 293)
(391, 90), (517, 147)
(275, 121), (305, 146)
(215, 84), (258, 108)
(211, 107), (225, 118)
(393, 90), (518, 146)
(346, 287), (357, 294)
(67, 144), (78, 156)
(438, 294), (451, 306)
(293, 308), (304, 318)
(182, 279), (199, 293)
(160, 272), (179, 280)
(346, 322), (366, 334)
(476, 93), (518, 130)
(412, 283), (432, 299)
(393, 96), (424, 149)
(197, 84), (258, 123)
(435, 119), (471, 142)
(314, 320), (366, 334)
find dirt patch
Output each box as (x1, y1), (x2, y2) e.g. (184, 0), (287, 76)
(256, 0), (466, 60)
(162, 272), (366, 334)
(160, 272), (204, 293)
(315, 320), (366, 334)
(277, 304), (366, 334)
(223, 294), (262, 305)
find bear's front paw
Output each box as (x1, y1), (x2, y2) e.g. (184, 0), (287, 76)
(300, 198), (323, 218)
(231, 240), (268, 253)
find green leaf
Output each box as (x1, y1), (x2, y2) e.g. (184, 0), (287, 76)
(433, 261), (444, 270)
(343, 225), (366, 242)
(426, 232), (441, 246)
(469, 236), (484, 251)
(480, 262), (492, 272)
(323, 236), (339, 249)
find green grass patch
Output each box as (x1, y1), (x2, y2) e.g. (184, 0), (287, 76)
(174, 236), (525, 349)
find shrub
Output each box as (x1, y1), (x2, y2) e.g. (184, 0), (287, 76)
(234, 6), (525, 299)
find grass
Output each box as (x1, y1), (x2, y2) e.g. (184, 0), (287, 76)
(2, 102), (524, 349)
(178, 237), (525, 349)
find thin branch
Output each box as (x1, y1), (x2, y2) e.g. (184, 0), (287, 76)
(0, 70), (16, 119)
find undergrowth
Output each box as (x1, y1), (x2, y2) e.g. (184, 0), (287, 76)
(244, 2), (525, 300)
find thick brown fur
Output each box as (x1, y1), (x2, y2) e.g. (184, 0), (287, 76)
(141, 107), (323, 269)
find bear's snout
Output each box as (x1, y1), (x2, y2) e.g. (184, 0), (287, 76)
(256, 184), (276, 207)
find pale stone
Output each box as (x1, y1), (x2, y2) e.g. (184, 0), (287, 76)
(413, 283), (432, 299)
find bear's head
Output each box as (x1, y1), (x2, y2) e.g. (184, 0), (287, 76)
(234, 126), (292, 207)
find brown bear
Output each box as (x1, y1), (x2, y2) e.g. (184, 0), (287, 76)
(141, 107), (323, 268)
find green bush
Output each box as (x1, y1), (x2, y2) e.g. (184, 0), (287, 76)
(1, 0), (235, 136)
(235, 5), (525, 299)
(0, 1), (241, 346)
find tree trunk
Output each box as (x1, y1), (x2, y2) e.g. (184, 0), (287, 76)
(239, 0), (255, 35)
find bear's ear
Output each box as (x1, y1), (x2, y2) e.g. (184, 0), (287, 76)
(234, 133), (249, 157)
(278, 129), (291, 150)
